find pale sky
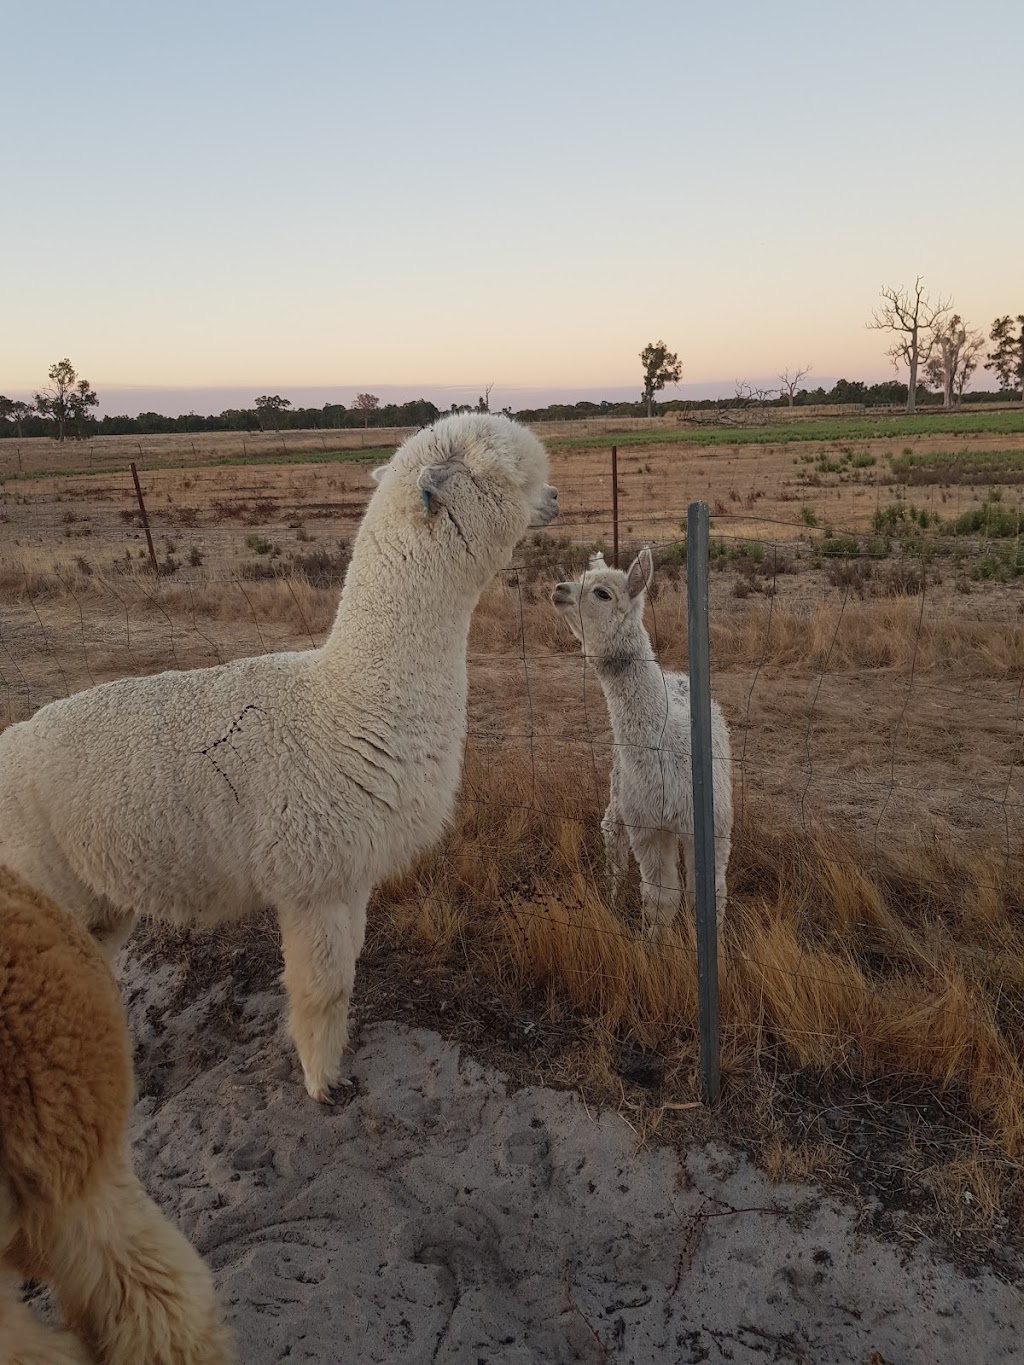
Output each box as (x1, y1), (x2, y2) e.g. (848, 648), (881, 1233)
(4, 0), (1021, 413)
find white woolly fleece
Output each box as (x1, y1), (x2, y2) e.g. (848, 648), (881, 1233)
(0, 412), (557, 1099)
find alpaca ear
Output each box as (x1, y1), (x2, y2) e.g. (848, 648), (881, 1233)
(626, 547), (654, 599)
(417, 462), (460, 514)
(370, 464), (390, 484)
(588, 551), (607, 569)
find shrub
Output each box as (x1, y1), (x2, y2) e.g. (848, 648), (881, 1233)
(875, 561), (924, 595)
(947, 503), (1022, 539)
(820, 535), (860, 558)
(290, 541), (352, 587)
(872, 500), (938, 534)
(825, 558), (872, 595)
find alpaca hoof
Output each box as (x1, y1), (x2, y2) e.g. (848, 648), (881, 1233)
(305, 1075), (353, 1104)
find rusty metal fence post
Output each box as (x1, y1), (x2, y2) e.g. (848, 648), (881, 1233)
(130, 461), (159, 575)
(611, 445), (619, 568)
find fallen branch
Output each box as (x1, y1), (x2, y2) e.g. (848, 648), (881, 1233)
(666, 1198), (788, 1321)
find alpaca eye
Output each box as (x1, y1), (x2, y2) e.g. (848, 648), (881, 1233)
(593, 587), (612, 601)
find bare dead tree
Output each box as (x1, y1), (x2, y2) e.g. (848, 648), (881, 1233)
(924, 315), (985, 410)
(867, 277), (950, 414)
(733, 379), (776, 410)
(777, 365), (811, 407)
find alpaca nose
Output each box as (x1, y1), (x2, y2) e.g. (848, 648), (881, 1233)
(529, 484), (559, 528)
(551, 583), (573, 605)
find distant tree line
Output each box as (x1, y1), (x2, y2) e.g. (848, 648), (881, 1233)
(1, 381), (1015, 441)
(511, 379), (1009, 424)
(0, 380), (443, 440)
(3, 320), (1022, 444)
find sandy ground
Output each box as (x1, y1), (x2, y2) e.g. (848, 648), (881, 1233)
(109, 954), (1022, 1365)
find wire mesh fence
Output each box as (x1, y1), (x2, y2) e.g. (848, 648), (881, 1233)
(2, 442), (1024, 1214)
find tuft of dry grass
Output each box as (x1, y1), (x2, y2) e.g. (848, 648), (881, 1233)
(710, 597), (1024, 677)
(378, 748), (1024, 1200)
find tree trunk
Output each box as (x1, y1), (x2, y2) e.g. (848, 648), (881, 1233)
(907, 354), (917, 415)
(645, 392), (652, 418)
(786, 392), (794, 407)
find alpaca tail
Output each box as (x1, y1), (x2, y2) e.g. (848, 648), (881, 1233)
(45, 1154), (234, 1365)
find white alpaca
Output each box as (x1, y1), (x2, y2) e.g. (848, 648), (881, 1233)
(0, 413), (558, 1101)
(551, 548), (733, 936)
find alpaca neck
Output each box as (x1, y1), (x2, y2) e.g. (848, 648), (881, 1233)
(316, 517), (478, 721)
(592, 619), (670, 740)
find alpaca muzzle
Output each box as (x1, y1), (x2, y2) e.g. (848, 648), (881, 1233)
(528, 485), (559, 529)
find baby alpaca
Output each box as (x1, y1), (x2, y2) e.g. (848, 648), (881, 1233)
(0, 413), (557, 1101)
(0, 865), (233, 1365)
(551, 548), (733, 935)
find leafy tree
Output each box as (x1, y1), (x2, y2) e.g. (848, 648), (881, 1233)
(777, 365), (811, 406)
(254, 394), (292, 430)
(831, 378), (867, 404)
(33, 358), (98, 442)
(640, 340), (682, 417)
(924, 315), (984, 409)
(985, 314), (1024, 400)
(867, 278), (950, 414)
(352, 393), (380, 427)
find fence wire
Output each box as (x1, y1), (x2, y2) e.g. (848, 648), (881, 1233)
(2, 443), (1024, 1207)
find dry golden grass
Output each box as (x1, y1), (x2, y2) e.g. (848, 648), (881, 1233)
(710, 596), (1024, 677)
(380, 750), (1024, 1156)
(0, 426), (411, 477)
(4, 446), (1024, 1246)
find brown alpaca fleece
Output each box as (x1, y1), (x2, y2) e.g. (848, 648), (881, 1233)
(0, 866), (234, 1365)
(0, 864), (132, 1214)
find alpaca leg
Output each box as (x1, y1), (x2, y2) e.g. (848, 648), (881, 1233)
(278, 891), (368, 1103)
(714, 828), (731, 929)
(681, 831), (696, 912)
(601, 798), (630, 903)
(628, 826), (681, 941)
(93, 910), (135, 964)
(681, 830), (728, 930)
(43, 1150), (233, 1365)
